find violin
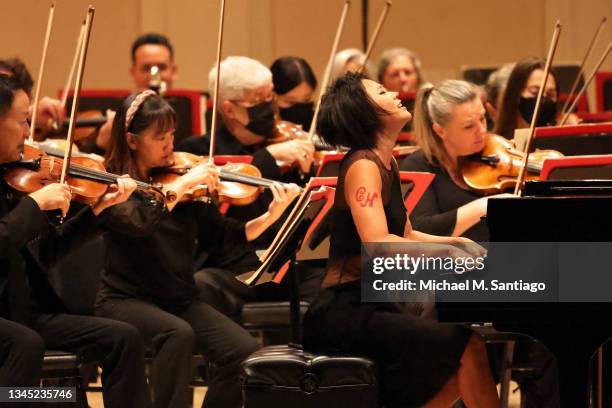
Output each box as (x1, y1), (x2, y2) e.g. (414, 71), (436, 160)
(40, 110), (107, 152)
(461, 133), (563, 194)
(152, 151), (289, 206)
(3, 144), (165, 205)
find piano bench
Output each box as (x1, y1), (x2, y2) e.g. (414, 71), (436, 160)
(471, 324), (536, 408)
(241, 345), (380, 408)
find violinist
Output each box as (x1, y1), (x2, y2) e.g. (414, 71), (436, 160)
(302, 72), (500, 408)
(0, 57), (67, 139)
(94, 90), (300, 408)
(377, 47), (425, 94)
(400, 80), (514, 241)
(0, 75), (152, 407)
(179, 56), (314, 246)
(400, 79), (560, 407)
(270, 56), (317, 131)
(494, 56), (580, 140)
(179, 56), (315, 175)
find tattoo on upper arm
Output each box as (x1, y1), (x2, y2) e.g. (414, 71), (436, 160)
(355, 186), (378, 207)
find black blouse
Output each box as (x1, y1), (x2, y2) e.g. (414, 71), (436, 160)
(400, 150), (488, 241)
(99, 192), (248, 307)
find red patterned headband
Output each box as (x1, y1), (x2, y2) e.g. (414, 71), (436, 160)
(125, 90), (156, 131)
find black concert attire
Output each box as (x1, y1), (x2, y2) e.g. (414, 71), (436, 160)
(400, 150), (560, 408)
(94, 191), (259, 408)
(302, 149), (473, 407)
(0, 180), (151, 407)
(400, 149), (488, 241)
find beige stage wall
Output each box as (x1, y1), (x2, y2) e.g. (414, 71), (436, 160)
(0, 0), (610, 110)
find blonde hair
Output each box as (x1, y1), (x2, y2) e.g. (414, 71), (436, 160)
(413, 79), (480, 169)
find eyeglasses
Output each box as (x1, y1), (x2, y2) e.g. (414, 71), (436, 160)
(230, 92), (276, 109)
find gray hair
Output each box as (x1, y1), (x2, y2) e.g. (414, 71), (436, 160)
(414, 79), (481, 166)
(485, 62), (515, 108)
(330, 48), (375, 80)
(377, 47), (424, 86)
(208, 56), (272, 102)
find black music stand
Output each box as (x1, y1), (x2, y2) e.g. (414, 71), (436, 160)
(238, 189), (334, 346)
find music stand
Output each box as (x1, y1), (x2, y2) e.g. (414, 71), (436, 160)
(238, 187), (335, 345)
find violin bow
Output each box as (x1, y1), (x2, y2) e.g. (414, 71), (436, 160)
(514, 20), (562, 196)
(358, 0), (392, 74)
(28, 3), (56, 144)
(307, 0), (352, 142)
(560, 17), (607, 116)
(208, 0), (227, 163)
(60, 21), (86, 110)
(560, 39), (612, 125)
(59, 6), (95, 186)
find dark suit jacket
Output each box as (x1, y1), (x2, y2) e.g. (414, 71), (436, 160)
(0, 181), (99, 323)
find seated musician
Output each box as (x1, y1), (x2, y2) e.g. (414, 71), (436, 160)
(0, 57), (66, 139)
(377, 47), (425, 132)
(302, 71), (501, 407)
(0, 75), (152, 407)
(179, 56), (315, 177)
(94, 90), (300, 408)
(178, 56), (315, 247)
(270, 56), (317, 131)
(400, 79), (560, 407)
(129, 32), (177, 92)
(495, 56), (580, 139)
(377, 47), (425, 94)
(483, 62), (515, 130)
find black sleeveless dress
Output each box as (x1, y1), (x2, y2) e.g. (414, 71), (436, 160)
(302, 149), (472, 408)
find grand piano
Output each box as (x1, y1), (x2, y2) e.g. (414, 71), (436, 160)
(439, 180), (612, 407)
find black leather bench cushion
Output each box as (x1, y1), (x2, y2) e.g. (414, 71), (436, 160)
(241, 345), (379, 407)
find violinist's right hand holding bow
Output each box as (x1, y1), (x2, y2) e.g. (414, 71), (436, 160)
(29, 183), (72, 217)
(266, 139), (315, 173)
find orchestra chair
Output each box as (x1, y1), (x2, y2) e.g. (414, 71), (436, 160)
(539, 154), (612, 181)
(595, 71), (612, 113)
(315, 152), (345, 177)
(515, 123), (612, 156)
(63, 88), (205, 145)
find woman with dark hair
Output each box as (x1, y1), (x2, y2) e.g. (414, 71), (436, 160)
(95, 90), (300, 408)
(494, 56), (579, 139)
(302, 72), (500, 408)
(270, 56), (317, 130)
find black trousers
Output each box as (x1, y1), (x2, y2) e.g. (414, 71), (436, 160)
(0, 314), (151, 408)
(95, 295), (259, 408)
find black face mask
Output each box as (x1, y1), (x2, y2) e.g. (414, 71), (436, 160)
(245, 102), (276, 138)
(518, 96), (558, 127)
(279, 102), (314, 131)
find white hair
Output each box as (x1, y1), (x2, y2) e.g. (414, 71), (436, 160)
(208, 56), (272, 102)
(330, 48), (375, 80)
